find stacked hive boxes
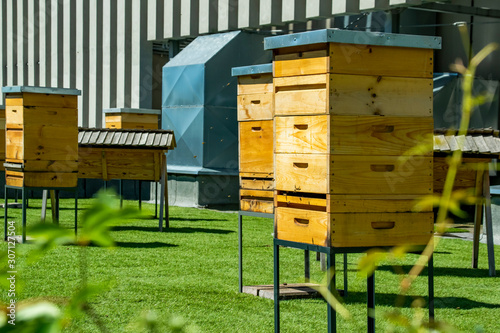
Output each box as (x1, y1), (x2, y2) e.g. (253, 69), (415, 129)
(233, 64), (274, 214)
(3, 86), (80, 188)
(104, 108), (161, 129)
(265, 30), (441, 248)
(0, 106), (5, 171)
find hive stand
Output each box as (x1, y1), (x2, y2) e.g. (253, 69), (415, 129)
(273, 240), (434, 333)
(264, 29), (441, 332)
(2, 86), (81, 243)
(433, 130), (497, 277)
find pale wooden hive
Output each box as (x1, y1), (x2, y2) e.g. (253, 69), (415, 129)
(234, 64), (274, 214)
(265, 30), (441, 248)
(3, 86), (80, 188)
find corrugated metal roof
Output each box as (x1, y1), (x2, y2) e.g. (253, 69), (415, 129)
(78, 128), (176, 150)
(434, 128), (500, 155)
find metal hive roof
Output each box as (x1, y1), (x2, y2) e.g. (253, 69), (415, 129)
(78, 128), (176, 150)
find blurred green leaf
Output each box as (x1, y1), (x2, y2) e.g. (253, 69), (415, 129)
(413, 195), (441, 212)
(64, 282), (112, 320)
(78, 190), (141, 247)
(0, 302), (61, 333)
(129, 311), (199, 333)
(357, 250), (387, 278)
(28, 224), (75, 256)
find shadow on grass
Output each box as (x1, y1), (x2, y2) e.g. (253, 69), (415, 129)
(111, 225), (234, 234)
(131, 216), (229, 222)
(327, 291), (500, 310)
(170, 217), (230, 222)
(115, 241), (178, 249)
(376, 265), (496, 278)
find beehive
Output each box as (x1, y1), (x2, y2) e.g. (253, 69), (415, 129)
(233, 64), (274, 214)
(0, 106), (5, 172)
(265, 30), (442, 248)
(3, 86), (80, 188)
(104, 108), (161, 130)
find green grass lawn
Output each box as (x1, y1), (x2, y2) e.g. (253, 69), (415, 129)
(1, 198), (499, 332)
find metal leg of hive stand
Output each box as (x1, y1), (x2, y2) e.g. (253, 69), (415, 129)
(304, 250), (310, 282)
(139, 180), (142, 210)
(327, 250), (336, 333)
(154, 182), (158, 218)
(429, 254), (434, 322)
(55, 190), (60, 224)
(238, 212), (243, 293)
(119, 180), (123, 208)
(41, 190), (48, 222)
(274, 239), (280, 333)
(22, 188), (26, 243)
(159, 159), (167, 231)
(75, 190), (78, 235)
(4, 186), (7, 241)
(368, 271), (375, 333)
(343, 253), (348, 297)
(482, 173), (496, 277)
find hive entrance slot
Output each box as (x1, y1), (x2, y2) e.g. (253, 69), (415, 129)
(294, 218), (309, 226)
(276, 191), (327, 212)
(370, 164), (394, 172)
(293, 162), (308, 169)
(371, 221), (395, 230)
(371, 125), (394, 133)
(293, 124), (308, 130)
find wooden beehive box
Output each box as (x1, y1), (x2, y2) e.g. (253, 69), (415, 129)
(233, 64), (274, 214)
(104, 108), (161, 130)
(3, 86), (80, 188)
(265, 30), (442, 248)
(0, 106), (5, 172)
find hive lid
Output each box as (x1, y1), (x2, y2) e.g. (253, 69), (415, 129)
(78, 128), (176, 150)
(103, 108), (161, 115)
(264, 29), (442, 50)
(232, 63), (273, 77)
(2, 86), (81, 95)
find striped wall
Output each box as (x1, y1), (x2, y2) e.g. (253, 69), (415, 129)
(147, 0), (438, 40)
(0, 0), (153, 128)
(0, 0), (440, 128)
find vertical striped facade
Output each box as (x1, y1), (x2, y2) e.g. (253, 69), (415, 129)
(0, 0), (153, 128)
(0, 0), (444, 128)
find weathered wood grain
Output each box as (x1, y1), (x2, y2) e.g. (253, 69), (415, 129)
(331, 115), (433, 155)
(329, 43), (434, 78)
(237, 73), (273, 95)
(275, 115), (328, 154)
(239, 120), (274, 174)
(329, 74), (433, 116)
(275, 207), (330, 246)
(331, 212), (434, 247)
(330, 155), (433, 195)
(237, 93), (274, 121)
(275, 153), (329, 193)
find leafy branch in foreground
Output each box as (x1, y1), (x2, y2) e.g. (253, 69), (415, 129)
(0, 190), (194, 332)
(317, 25), (498, 332)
